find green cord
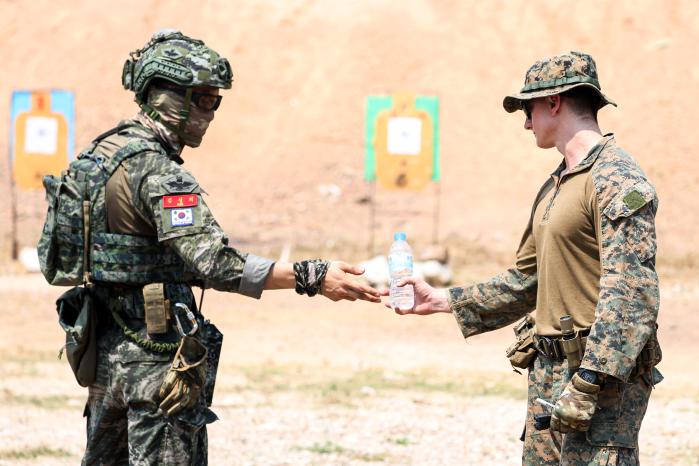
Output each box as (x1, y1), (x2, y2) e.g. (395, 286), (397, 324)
(110, 308), (179, 353)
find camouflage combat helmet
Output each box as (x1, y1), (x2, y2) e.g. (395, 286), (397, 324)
(122, 29), (233, 103)
(503, 51), (616, 113)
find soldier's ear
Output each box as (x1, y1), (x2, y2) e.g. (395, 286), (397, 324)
(548, 95), (562, 115)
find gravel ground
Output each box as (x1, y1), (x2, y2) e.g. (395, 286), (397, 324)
(2, 384), (699, 465)
(2, 275), (698, 465)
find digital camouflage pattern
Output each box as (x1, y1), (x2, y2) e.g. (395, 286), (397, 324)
(551, 373), (600, 432)
(122, 29), (233, 103)
(448, 135), (660, 379)
(447, 135), (660, 463)
(582, 138), (659, 381)
(449, 267), (537, 337)
(524, 355), (651, 466)
(503, 51), (616, 113)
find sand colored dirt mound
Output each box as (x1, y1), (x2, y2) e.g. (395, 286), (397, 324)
(1, 0), (698, 268)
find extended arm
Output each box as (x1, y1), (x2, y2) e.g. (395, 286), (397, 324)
(385, 214), (539, 339)
(141, 168), (379, 302)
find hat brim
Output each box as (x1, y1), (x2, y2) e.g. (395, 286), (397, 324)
(503, 82), (617, 113)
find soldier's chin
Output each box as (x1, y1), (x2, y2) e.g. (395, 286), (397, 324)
(181, 133), (205, 148)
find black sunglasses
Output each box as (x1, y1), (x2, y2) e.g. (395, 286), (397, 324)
(522, 101), (532, 120)
(160, 85), (223, 111)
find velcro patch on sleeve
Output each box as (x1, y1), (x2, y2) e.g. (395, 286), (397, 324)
(163, 194), (199, 209)
(622, 190), (647, 211)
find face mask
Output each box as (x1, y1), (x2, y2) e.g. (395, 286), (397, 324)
(147, 88), (216, 148)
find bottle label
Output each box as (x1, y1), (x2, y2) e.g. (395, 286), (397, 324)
(389, 254), (413, 273)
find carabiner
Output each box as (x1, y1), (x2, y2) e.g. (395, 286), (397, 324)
(173, 302), (199, 337)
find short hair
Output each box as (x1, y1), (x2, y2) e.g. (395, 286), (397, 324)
(562, 87), (601, 120)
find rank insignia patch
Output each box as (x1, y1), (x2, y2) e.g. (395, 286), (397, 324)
(163, 194), (198, 209)
(171, 208), (194, 227)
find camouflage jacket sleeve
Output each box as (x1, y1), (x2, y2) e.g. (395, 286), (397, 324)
(581, 149), (659, 381)
(136, 157), (273, 298)
(447, 181), (552, 338)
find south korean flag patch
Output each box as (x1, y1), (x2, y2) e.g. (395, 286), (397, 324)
(171, 208), (194, 227)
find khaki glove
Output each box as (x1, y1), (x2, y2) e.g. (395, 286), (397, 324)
(158, 336), (208, 416)
(551, 372), (600, 432)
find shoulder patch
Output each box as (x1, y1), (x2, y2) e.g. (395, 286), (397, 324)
(623, 190), (647, 211)
(603, 180), (656, 221)
(161, 173), (199, 194)
(148, 172), (201, 199)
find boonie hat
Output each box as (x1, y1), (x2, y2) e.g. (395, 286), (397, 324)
(503, 51), (616, 113)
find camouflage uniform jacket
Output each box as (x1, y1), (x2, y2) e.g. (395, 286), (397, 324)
(448, 135), (659, 382)
(95, 119), (273, 296)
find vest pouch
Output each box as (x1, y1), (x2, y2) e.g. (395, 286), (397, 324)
(38, 173), (86, 286)
(57, 286), (97, 387)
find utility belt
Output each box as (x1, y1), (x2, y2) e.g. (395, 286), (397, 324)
(92, 282), (202, 350)
(506, 315), (662, 379)
(532, 331), (589, 361)
(72, 282), (224, 406)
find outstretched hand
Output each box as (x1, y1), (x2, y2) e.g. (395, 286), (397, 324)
(380, 277), (451, 315)
(321, 261), (382, 303)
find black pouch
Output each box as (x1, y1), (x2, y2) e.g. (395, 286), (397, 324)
(57, 286), (97, 387)
(198, 320), (224, 406)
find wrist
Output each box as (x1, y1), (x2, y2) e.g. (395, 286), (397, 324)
(434, 289), (451, 312)
(578, 368), (599, 385)
(572, 370), (601, 395)
(293, 259), (329, 297)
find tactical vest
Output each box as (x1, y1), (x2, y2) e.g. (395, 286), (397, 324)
(38, 124), (196, 286)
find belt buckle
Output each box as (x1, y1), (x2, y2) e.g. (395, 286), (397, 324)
(535, 336), (551, 357)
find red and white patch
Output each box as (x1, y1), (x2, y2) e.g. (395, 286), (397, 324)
(163, 194), (198, 209)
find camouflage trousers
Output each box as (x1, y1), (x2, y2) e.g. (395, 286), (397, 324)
(522, 354), (654, 466)
(81, 324), (216, 466)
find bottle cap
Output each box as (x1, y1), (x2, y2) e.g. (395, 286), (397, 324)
(393, 232), (407, 241)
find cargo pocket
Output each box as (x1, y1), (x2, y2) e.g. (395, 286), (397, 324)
(159, 406), (217, 465)
(586, 381), (643, 448)
(116, 343), (173, 406)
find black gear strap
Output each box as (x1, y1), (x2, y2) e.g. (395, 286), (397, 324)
(293, 260), (329, 297)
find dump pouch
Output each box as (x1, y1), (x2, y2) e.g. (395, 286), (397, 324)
(57, 286), (97, 387)
(198, 320), (223, 406)
(506, 314), (537, 371)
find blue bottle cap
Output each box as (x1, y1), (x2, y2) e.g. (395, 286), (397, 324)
(394, 232), (407, 241)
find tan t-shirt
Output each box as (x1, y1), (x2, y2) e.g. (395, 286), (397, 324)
(526, 161), (602, 336)
(449, 134), (660, 379)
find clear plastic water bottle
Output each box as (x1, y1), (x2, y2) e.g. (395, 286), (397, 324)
(389, 232), (414, 310)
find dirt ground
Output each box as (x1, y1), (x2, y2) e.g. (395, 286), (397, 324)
(1, 1), (699, 465)
(1, 270), (698, 466)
